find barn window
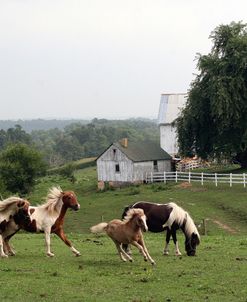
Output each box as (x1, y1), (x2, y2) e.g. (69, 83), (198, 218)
(115, 164), (120, 173)
(113, 148), (116, 155)
(153, 160), (158, 172)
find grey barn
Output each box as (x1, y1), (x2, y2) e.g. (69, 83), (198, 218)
(96, 139), (172, 189)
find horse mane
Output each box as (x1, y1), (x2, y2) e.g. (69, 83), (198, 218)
(0, 197), (24, 212)
(168, 202), (200, 241)
(123, 208), (144, 223)
(40, 186), (63, 214)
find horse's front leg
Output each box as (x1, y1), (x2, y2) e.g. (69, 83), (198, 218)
(171, 228), (181, 256)
(55, 228), (81, 256)
(137, 237), (156, 265)
(131, 240), (155, 265)
(45, 230), (54, 257)
(0, 235), (8, 258)
(164, 228), (171, 255)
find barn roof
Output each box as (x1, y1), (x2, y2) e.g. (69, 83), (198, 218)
(113, 141), (171, 162)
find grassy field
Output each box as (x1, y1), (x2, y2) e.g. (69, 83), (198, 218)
(0, 166), (247, 301)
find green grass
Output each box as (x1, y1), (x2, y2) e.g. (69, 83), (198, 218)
(1, 166), (247, 301)
(0, 234), (246, 302)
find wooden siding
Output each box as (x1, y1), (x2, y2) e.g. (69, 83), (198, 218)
(97, 145), (171, 183)
(97, 145), (134, 182)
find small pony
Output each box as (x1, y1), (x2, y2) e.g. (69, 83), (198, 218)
(90, 208), (155, 265)
(0, 197), (30, 258)
(122, 201), (200, 256)
(3, 187), (81, 257)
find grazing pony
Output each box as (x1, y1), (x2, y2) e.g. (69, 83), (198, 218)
(0, 197), (30, 258)
(122, 202), (200, 256)
(4, 187), (81, 257)
(90, 208), (155, 265)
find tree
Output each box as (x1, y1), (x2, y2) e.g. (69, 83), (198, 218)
(176, 22), (247, 166)
(0, 144), (47, 194)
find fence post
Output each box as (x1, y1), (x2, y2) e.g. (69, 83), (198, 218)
(201, 172), (204, 185)
(243, 173), (246, 188)
(202, 219), (207, 235)
(230, 173), (232, 187)
(151, 172), (153, 183)
(215, 173), (217, 187)
(189, 171), (191, 183)
(175, 171), (178, 183)
(164, 171), (166, 184)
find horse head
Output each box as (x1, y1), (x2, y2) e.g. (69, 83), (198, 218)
(130, 209), (148, 232)
(14, 199), (32, 228)
(121, 205), (132, 220)
(185, 232), (200, 256)
(62, 191), (80, 211)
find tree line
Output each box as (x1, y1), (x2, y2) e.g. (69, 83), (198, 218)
(0, 118), (159, 194)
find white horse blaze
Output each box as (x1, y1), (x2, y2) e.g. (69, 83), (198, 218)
(141, 215), (148, 231)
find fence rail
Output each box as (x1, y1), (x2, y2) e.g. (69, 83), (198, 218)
(145, 171), (247, 187)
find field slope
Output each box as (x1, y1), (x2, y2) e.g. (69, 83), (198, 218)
(0, 167), (246, 301)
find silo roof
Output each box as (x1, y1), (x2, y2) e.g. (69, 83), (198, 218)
(158, 93), (187, 124)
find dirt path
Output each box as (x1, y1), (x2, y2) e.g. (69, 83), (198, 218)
(212, 219), (238, 234)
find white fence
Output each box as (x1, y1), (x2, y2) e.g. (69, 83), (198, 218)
(145, 171), (247, 187)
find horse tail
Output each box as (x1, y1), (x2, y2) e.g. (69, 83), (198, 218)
(90, 222), (108, 234)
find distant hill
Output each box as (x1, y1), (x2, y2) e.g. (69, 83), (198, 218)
(0, 117), (157, 133)
(0, 119), (90, 133)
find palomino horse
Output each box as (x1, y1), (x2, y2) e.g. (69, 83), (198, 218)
(0, 197), (30, 258)
(122, 202), (200, 256)
(4, 187), (81, 257)
(91, 208), (155, 265)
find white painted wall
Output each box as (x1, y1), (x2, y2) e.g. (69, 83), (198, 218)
(158, 93), (187, 156)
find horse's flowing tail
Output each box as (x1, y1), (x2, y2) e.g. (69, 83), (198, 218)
(90, 222), (108, 234)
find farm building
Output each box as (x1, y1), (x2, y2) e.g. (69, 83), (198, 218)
(97, 138), (172, 189)
(158, 93), (187, 157)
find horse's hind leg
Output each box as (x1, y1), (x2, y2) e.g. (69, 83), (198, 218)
(164, 229), (171, 255)
(122, 243), (132, 255)
(113, 240), (132, 262)
(3, 239), (15, 256)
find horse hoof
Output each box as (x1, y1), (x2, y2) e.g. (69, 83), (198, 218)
(1, 254), (8, 258)
(163, 251), (169, 255)
(47, 253), (55, 257)
(75, 253), (81, 257)
(151, 261), (156, 265)
(176, 252), (182, 256)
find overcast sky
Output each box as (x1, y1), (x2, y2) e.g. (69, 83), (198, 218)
(0, 0), (246, 120)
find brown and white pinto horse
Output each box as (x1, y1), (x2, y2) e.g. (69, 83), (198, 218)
(0, 197), (30, 258)
(4, 187), (81, 257)
(122, 202), (200, 256)
(91, 208), (155, 265)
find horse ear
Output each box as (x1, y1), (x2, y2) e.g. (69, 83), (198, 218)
(18, 200), (25, 208)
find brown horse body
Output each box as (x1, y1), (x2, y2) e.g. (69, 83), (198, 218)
(91, 208), (155, 265)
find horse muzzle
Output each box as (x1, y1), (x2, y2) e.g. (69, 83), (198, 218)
(71, 204), (80, 211)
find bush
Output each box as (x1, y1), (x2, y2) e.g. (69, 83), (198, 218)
(0, 143), (47, 194)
